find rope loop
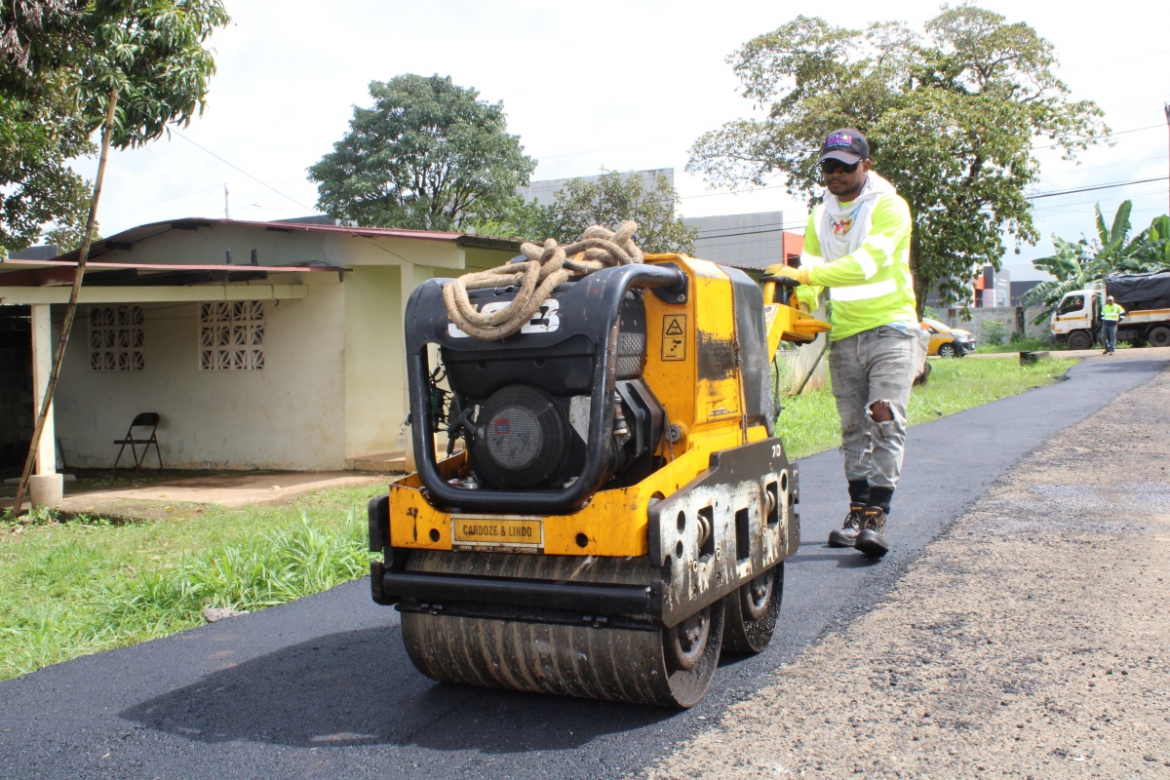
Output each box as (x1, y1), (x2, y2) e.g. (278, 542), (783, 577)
(443, 221), (642, 340)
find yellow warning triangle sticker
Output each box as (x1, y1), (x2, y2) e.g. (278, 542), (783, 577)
(665, 318), (684, 336)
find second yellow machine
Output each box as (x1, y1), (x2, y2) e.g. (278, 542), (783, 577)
(369, 254), (827, 707)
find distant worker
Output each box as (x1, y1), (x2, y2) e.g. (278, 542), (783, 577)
(763, 129), (916, 557)
(1101, 295), (1125, 355)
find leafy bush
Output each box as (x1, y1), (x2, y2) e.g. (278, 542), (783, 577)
(982, 320), (1008, 345)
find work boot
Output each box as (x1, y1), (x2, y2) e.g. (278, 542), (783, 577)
(828, 503), (865, 548)
(855, 507), (890, 557)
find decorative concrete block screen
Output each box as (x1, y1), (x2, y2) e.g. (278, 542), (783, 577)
(89, 305), (145, 371)
(199, 301), (265, 371)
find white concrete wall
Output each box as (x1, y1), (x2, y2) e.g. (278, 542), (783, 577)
(49, 223), (520, 471)
(339, 247), (514, 461)
(343, 265), (404, 459)
(53, 280), (348, 470)
(940, 305), (1050, 342)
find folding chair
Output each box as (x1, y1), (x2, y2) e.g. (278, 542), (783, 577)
(113, 413), (164, 469)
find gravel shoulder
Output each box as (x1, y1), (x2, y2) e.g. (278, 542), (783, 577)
(646, 365), (1170, 779)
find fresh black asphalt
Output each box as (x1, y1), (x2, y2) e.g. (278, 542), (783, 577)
(1, 356), (1165, 780)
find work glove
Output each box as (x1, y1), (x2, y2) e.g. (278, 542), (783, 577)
(762, 264), (811, 286)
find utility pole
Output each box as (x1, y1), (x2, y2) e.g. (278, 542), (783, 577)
(225, 184), (231, 219)
(1164, 103), (1169, 216)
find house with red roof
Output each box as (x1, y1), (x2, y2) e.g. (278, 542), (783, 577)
(0, 217), (519, 494)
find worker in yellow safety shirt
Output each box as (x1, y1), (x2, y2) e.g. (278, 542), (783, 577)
(762, 128), (916, 558)
(1101, 296), (1125, 355)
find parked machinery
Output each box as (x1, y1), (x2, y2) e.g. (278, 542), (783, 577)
(368, 254), (828, 707)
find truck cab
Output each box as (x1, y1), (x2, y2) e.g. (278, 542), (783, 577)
(1050, 288), (1101, 351)
(1051, 274), (1170, 349)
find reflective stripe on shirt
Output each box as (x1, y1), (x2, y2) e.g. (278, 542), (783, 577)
(853, 247), (878, 279)
(829, 278), (898, 302)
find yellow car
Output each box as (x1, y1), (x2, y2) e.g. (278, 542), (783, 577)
(922, 318), (975, 358)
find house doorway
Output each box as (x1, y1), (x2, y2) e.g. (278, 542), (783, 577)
(0, 306), (32, 470)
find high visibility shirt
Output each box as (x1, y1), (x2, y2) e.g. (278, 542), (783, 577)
(1102, 302), (1125, 321)
(797, 193), (917, 342)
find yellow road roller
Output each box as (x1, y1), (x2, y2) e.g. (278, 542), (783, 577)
(368, 254), (828, 707)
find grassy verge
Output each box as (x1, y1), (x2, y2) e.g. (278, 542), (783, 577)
(973, 336), (1065, 354)
(975, 338), (1137, 354)
(775, 357), (1077, 459)
(0, 357), (1077, 682)
(0, 485), (382, 682)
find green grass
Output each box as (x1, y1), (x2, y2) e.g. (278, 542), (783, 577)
(0, 485), (382, 681)
(973, 336), (1062, 354)
(975, 337), (1138, 354)
(775, 357), (1078, 459)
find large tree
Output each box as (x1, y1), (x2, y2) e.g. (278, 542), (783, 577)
(309, 74), (536, 231)
(473, 170), (698, 254)
(688, 5), (1106, 312)
(0, 0), (230, 255)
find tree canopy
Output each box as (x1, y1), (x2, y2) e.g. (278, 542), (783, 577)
(309, 75), (536, 231)
(1026, 201), (1170, 321)
(473, 170), (698, 254)
(0, 0), (230, 255)
(687, 5), (1106, 312)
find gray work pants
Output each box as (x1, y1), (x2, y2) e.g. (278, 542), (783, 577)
(1101, 321), (1118, 352)
(828, 326), (918, 490)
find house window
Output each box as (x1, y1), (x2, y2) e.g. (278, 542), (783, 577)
(89, 306), (145, 371)
(199, 301), (264, 371)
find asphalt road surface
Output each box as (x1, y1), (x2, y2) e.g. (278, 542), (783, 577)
(2, 355), (1165, 780)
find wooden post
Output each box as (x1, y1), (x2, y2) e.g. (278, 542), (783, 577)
(12, 89), (118, 514)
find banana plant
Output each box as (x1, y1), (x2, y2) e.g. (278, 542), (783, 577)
(1026, 201), (1170, 323)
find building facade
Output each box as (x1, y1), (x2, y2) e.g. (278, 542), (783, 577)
(0, 218), (518, 476)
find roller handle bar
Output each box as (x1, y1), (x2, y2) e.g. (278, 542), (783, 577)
(759, 274), (799, 307)
(408, 263), (688, 515)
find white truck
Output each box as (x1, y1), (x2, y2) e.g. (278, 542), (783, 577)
(1050, 271), (1170, 350)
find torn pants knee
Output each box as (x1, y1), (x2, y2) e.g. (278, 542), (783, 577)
(829, 326), (916, 492)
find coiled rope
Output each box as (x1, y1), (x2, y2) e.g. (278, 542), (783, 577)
(442, 221), (643, 340)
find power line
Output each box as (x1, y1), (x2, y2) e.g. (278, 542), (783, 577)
(689, 175), (1170, 240)
(171, 131), (315, 213)
(678, 125), (1168, 206)
(1030, 187), (1169, 214)
(1025, 176), (1168, 200)
(694, 224), (807, 241)
(696, 218), (788, 237)
(103, 183), (224, 218)
(1035, 152), (1169, 182)
(1032, 123), (1164, 150)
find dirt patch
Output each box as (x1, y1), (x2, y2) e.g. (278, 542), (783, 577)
(644, 367), (1170, 778)
(52, 471), (391, 519)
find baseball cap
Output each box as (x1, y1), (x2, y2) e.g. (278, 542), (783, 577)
(819, 129), (869, 165)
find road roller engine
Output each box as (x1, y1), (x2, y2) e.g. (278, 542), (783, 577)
(368, 222), (829, 707)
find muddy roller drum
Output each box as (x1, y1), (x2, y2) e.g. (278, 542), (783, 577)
(397, 552), (730, 708)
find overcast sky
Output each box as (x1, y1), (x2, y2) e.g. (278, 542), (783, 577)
(89, 0), (1170, 279)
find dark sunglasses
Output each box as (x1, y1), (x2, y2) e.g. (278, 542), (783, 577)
(820, 159), (860, 175)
